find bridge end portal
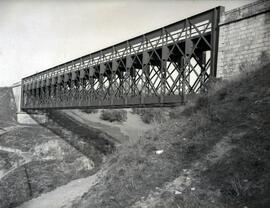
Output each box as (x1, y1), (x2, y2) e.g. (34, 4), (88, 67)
(11, 82), (48, 125)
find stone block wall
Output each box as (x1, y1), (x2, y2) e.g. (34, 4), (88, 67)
(17, 112), (48, 125)
(217, 0), (270, 78)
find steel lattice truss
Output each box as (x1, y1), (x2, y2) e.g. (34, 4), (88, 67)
(21, 7), (223, 110)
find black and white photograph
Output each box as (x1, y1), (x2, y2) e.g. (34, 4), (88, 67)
(0, 0), (269, 207)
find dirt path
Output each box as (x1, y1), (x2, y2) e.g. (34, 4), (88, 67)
(17, 172), (100, 208)
(0, 144), (32, 179)
(0, 125), (21, 136)
(0, 125), (33, 179)
(0, 145), (28, 156)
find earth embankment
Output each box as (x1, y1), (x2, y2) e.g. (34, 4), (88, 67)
(0, 88), (116, 208)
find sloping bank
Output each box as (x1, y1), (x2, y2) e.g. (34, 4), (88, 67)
(43, 110), (116, 164)
(69, 63), (270, 208)
(0, 104), (116, 208)
(13, 109), (154, 208)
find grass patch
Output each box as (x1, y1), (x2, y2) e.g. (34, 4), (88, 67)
(131, 108), (168, 124)
(80, 109), (98, 114)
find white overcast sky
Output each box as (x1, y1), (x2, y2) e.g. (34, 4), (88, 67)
(0, 0), (254, 87)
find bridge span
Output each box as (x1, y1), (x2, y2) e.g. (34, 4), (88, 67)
(21, 7), (223, 110)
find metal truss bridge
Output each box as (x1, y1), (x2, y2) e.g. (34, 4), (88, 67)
(21, 7), (223, 110)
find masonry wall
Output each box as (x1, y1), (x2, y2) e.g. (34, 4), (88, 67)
(217, 0), (270, 78)
(12, 82), (21, 112)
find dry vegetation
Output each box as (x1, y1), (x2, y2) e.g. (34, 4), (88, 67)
(100, 110), (127, 123)
(131, 108), (169, 124)
(71, 63), (270, 208)
(80, 109), (98, 114)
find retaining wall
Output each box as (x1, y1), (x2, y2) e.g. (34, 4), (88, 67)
(217, 0), (270, 78)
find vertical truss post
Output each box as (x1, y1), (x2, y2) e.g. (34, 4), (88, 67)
(89, 66), (95, 103)
(26, 87), (29, 108)
(56, 78), (60, 106)
(43, 80), (47, 106)
(210, 7), (223, 77)
(34, 85), (38, 107)
(45, 81), (50, 106)
(100, 63), (105, 103)
(198, 51), (207, 90)
(21, 79), (24, 110)
(119, 71), (124, 99)
(126, 54), (135, 97)
(40, 81), (45, 107)
(36, 84), (39, 107)
(89, 76), (94, 103)
(64, 73), (69, 106)
(23, 84), (27, 108)
(28, 84), (31, 107)
(31, 83), (34, 108)
(111, 47), (117, 103)
(79, 69), (86, 106)
(51, 84), (56, 107)
(183, 19), (190, 103)
(142, 36), (149, 101)
(25, 90), (28, 108)
(143, 51), (150, 97)
(161, 28), (167, 102)
(71, 71), (76, 105)
(108, 64), (114, 104)
(80, 78), (85, 106)
(131, 67), (136, 97)
(37, 81), (40, 107)
(27, 84), (30, 108)
(24, 84), (27, 108)
(43, 80), (46, 107)
(179, 56), (185, 102)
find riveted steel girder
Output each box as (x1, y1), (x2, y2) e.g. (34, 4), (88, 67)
(21, 7), (224, 110)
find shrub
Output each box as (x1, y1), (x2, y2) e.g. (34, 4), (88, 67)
(100, 110), (127, 122)
(195, 96), (209, 109)
(131, 108), (167, 124)
(81, 109), (98, 114)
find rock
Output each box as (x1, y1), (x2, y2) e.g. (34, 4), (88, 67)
(155, 150), (164, 155)
(174, 190), (182, 195)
